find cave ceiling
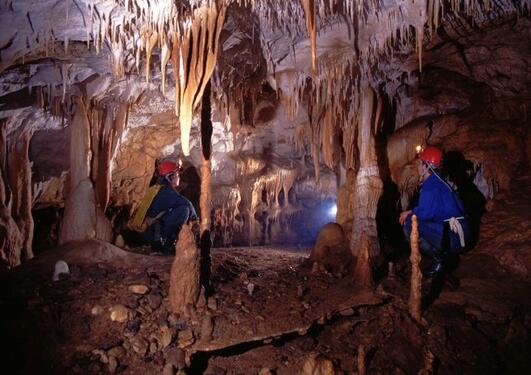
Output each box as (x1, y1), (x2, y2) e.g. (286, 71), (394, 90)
(0, 0), (529, 246)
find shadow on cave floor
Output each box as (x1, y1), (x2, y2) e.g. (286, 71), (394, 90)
(1, 167), (530, 374)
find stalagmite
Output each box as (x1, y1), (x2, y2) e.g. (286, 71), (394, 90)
(59, 97), (111, 244)
(169, 224), (200, 316)
(409, 215), (423, 323)
(357, 345), (366, 375)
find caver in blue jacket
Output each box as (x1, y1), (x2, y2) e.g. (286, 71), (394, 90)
(144, 183), (198, 252)
(404, 173), (471, 255)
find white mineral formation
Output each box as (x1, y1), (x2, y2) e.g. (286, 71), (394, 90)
(52, 260), (70, 281)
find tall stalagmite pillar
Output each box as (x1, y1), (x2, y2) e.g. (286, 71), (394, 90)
(351, 85), (384, 268)
(59, 97), (112, 244)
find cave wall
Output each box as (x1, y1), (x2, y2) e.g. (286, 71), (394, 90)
(0, 0), (529, 267)
(384, 17), (530, 203)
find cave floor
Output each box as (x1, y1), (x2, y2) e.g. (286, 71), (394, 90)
(1, 172), (530, 374)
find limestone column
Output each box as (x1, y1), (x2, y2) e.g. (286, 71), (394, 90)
(199, 81), (213, 293)
(351, 85), (384, 264)
(59, 97), (112, 244)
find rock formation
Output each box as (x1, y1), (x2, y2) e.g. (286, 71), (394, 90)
(169, 224), (200, 316)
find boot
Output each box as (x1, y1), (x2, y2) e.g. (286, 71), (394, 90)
(423, 252), (446, 278)
(160, 236), (176, 255)
(151, 222), (164, 252)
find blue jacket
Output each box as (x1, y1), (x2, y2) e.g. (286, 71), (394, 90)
(147, 185), (198, 220)
(406, 173), (470, 254)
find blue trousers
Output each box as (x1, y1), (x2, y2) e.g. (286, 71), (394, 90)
(403, 223), (445, 261)
(144, 206), (192, 243)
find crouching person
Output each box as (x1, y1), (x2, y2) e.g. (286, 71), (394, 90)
(144, 160), (198, 255)
(400, 146), (471, 277)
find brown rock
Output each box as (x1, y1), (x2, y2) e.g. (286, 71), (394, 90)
(165, 347), (186, 370)
(301, 353), (339, 375)
(309, 223), (351, 275)
(169, 225), (200, 315)
(177, 328), (195, 347)
(163, 363), (175, 375)
(147, 294), (163, 309)
(108, 356), (118, 374)
(109, 305), (131, 323)
(107, 346), (126, 359)
(201, 313), (214, 341)
(128, 284), (150, 295)
(156, 325), (175, 349)
(115, 234), (125, 248)
(207, 297), (218, 311)
(129, 336), (148, 356)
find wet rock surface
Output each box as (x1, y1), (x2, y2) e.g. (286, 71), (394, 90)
(1, 172), (530, 375)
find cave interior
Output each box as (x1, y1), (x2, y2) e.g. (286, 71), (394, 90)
(0, 1), (530, 374)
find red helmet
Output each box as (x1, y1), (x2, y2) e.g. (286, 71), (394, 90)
(419, 146), (442, 167)
(157, 161), (179, 176)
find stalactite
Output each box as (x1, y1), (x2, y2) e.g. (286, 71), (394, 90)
(112, 38), (124, 77)
(322, 109), (334, 169)
(171, 32), (181, 117)
(176, 3), (227, 156)
(301, 0), (317, 75)
(144, 28), (159, 82)
(409, 214), (423, 323)
(160, 36), (171, 94)
(93, 103), (128, 212)
(416, 25), (424, 73)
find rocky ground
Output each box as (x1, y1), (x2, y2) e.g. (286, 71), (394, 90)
(1, 170), (530, 375)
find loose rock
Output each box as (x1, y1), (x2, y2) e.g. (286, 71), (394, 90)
(129, 336), (148, 356)
(177, 328), (195, 347)
(109, 305), (131, 323)
(163, 363), (175, 375)
(107, 346), (126, 359)
(146, 293), (162, 309)
(165, 347), (186, 370)
(207, 297), (218, 311)
(91, 305), (104, 316)
(108, 356), (118, 374)
(128, 284), (150, 295)
(301, 353), (338, 375)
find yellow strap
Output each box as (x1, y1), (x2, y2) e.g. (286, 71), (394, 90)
(131, 185), (161, 231)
